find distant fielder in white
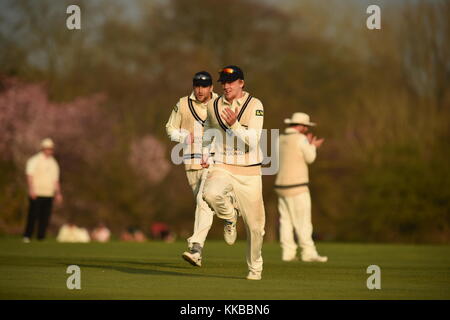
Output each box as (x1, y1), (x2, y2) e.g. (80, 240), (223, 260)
(23, 138), (63, 242)
(274, 113), (327, 262)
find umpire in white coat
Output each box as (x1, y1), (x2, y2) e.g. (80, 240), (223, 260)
(274, 113), (327, 262)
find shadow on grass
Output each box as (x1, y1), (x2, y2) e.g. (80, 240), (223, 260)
(58, 261), (242, 280)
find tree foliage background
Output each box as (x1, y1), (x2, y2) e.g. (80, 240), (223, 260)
(0, 0), (449, 243)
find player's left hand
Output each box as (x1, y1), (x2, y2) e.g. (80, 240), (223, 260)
(55, 193), (63, 205)
(222, 107), (238, 126)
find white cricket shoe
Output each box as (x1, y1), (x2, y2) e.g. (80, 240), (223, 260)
(246, 271), (262, 280)
(282, 256), (299, 262)
(224, 217), (237, 245)
(182, 251), (202, 267)
(302, 255), (328, 263)
(23, 237), (30, 243)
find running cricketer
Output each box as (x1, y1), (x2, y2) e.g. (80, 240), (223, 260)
(201, 65), (266, 280)
(165, 71), (218, 267)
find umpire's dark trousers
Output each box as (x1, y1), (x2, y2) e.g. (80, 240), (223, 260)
(23, 197), (54, 240)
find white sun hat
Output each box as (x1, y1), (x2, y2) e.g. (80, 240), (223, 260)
(284, 112), (316, 126)
(40, 138), (55, 149)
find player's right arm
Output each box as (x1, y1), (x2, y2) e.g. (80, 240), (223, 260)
(165, 100), (190, 143)
(298, 134), (317, 164)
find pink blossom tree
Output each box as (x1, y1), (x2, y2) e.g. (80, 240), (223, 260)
(128, 135), (171, 185)
(0, 77), (110, 168)
(0, 77), (173, 234)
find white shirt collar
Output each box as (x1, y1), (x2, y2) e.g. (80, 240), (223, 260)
(285, 127), (298, 134)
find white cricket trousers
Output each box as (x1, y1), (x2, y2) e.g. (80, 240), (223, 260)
(185, 168), (214, 248)
(202, 167), (266, 274)
(278, 192), (318, 260)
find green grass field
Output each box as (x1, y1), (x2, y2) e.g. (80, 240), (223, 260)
(0, 238), (449, 300)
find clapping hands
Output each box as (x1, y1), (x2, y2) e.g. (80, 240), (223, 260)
(307, 133), (324, 148)
(222, 107), (238, 126)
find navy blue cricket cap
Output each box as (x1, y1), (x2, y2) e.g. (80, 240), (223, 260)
(218, 65), (244, 83)
(193, 71), (213, 87)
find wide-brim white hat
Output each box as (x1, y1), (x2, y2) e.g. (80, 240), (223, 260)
(284, 112), (316, 126)
(40, 138), (55, 149)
